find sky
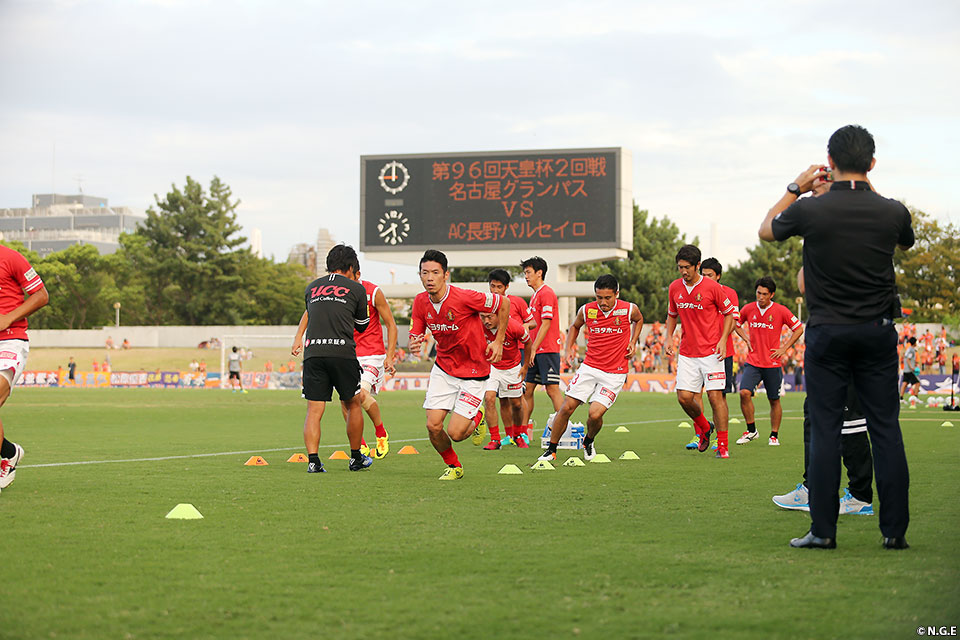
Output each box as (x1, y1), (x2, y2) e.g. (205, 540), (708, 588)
(1, 0), (958, 286)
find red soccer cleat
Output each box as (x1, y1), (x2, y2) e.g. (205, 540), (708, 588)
(482, 439), (501, 450)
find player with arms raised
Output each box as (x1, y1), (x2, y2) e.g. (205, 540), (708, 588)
(664, 244), (737, 459)
(538, 275), (643, 462)
(408, 250), (508, 480)
(0, 244), (49, 493)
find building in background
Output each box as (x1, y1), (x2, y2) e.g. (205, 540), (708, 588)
(287, 227), (337, 276)
(250, 227), (263, 259)
(0, 193), (146, 255)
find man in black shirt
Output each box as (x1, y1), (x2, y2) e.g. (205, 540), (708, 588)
(292, 244), (371, 473)
(759, 124), (914, 550)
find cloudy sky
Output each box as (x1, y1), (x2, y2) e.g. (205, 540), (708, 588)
(1, 0), (957, 285)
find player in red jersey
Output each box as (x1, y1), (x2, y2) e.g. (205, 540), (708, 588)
(0, 244), (50, 493)
(519, 256), (564, 442)
(478, 310), (533, 450)
(537, 274), (643, 462)
(487, 268), (535, 447)
(664, 245), (737, 458)
(408, 250), (507, 480)
(735, 276), (804, 446)
(350, 271), (398, 458)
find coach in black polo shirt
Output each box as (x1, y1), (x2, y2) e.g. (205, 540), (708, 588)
(759, 124), (914, 550)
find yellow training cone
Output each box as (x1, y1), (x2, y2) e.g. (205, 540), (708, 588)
(165, 504), (203, 520)
(678, 422), (691, 429)
(498, 464), (523, 475)
(614, 426), (630, 433)
(590, 453), (611, 463)
(618, 450), (640, 460)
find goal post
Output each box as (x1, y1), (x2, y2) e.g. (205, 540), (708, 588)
(219, 333), (296, 388)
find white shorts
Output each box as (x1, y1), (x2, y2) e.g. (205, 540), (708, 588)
(565, 363), (626, 409)
(0, 340), (29, 390)
(423, 365), (485, 419)
(358, 355), (385, 395)
(676, 354), (726, 393)
(485, 363), (524, 399)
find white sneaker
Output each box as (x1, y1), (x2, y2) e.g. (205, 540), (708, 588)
(0, 442), (24, 489)
(768, 436), (780, 446)
(583, 440), (596, 462)
(772, 482), (809, 511)
(838, 488), (874, 515)
(736, 431), (760, 445)
(537, 450), (556, 462)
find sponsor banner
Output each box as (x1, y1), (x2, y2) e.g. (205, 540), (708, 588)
(17, 370), (61, 387)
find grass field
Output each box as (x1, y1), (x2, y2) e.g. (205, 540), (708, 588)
(1, 389), (958, 640)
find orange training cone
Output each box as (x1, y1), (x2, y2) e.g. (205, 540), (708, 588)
(329, 450), (350, 460)
(397, 445), (419, 455)
(244, 456), (268, 466)
(287, 453), (308, 462)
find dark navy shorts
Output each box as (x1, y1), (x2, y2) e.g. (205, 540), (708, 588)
(525, 352), (561, 386)
(740, 363), (783, 401)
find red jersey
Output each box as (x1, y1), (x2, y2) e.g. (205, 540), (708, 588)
(0, 245), (44, 341)
(530, 284), (562, 354)
(410, 285), (502, 379)
(667, 276), (736, 358)
(720, 285), (740, 358)
(354, 280), (385, 357)
(507, 294), (534, 327)
(738, 301), (802, 368)
(581, 299), (637, 374)
(483, 317), (529, 370)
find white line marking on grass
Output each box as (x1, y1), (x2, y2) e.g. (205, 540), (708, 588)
(20, 437), (432, 469)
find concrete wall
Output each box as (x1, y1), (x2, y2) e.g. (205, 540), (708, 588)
(30, 325), (300, 348)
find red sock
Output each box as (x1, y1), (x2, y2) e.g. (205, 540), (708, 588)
(374, 423), (387, 438)
(440, 446), (461, 467)
(472, 411), (483, 427)
(693, 413), (711, 435)
(718, 431), (728, 448)
(505, 425), (515, 438)
(360, 437), (367, 447)
(489, 425), (501, 441)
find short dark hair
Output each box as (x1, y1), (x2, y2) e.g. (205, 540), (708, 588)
(420, 249), (448, 272)
(828, 125), (875, 174)
(755, 276), (777, 293)
(521, 256), (548, 278)
(908, 337), (917, 346)
(232, 346), (238, 353)
(326, 243), (360, 274)
(594, 274), (619, 292)
(675, 244), (701, 266)
(488, 269), (511, 287)
(700, 257), (722, 277)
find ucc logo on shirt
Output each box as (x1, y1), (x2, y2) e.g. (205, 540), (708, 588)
(310, 285), (350, 298)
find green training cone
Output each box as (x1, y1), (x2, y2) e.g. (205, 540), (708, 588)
(590, 453), (612, 463)
(618, 450), (640, 460)
(531, 459), (555, 470)
(498, 464), (523, 475)
(165, 503), (203, 520)
(563, 457), (586, 467)
(614, 426), (630, 433)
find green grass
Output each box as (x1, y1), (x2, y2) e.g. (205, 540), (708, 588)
(1, 389), (958, 639)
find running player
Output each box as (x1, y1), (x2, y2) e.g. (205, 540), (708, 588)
(0, 244), (49, 494)
(291, 244), (372, 474)
(487, 268), (535, 446)
(479, 309), (532, 450)
(519, 256), (564, 443)
(408, 250), (507, 480)
(537, 274), (643, 462)
(664, 244), (737, 458)
(735, 276), (804, 445)
(350, 271), (398, 459)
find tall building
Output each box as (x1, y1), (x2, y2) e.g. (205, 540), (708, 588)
(287, 227), (337, 276)
(250, 227), (263, 259)
(0, 193), (145, 255)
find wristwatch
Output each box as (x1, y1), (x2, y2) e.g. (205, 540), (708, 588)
(787, 183), (803, 197)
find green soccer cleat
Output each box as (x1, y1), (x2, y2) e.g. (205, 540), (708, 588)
(438, 466), (464, 481)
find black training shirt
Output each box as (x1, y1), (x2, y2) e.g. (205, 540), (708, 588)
(303, 273), (369, 360)
(771, 180), (914, 326)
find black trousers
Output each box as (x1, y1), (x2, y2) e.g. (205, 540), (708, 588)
(804, 321), (909, 539)
(801, 393), (874, 503)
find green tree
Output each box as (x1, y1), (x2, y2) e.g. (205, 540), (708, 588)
(449, 265), (523, 283)
(37, 244), (114, 328)
(895, 207), (960, 323)
(725, 237), (804, 315)
(576, 206), (695, 321)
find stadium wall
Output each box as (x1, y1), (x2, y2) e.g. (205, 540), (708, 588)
(30, 326), (300, 348)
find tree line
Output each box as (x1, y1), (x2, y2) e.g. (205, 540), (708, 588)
(9, 177), (957, 329)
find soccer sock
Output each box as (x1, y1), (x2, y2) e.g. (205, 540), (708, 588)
(505, 425), (515, 438)
(770, 431), (777, 440)
(374, 423), (387, 438)
(308, 453), (321, 465)
(693, 413), (711, 435)
(583, 435), (595, 448)
(524, 423), (533, 435)
(439, 446), (461, 467)
(472, 411), (483, 427)
(0, 438), (15, 458)
(746, 422), (756, 433)
(351, 448), (364, 462)
(488, 425), (501, 441)
(546, 441), (558, 454)
(718, 431), (728, 448)
(360, 437), (367, 448)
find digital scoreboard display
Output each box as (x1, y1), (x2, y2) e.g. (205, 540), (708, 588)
(360, 148), (625, 253)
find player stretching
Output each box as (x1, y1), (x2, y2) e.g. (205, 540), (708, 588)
(519, 256), (564, 443)
(538, 275), (643, 462)
(735, 276), (803, 446)
(487, 268), (535, 447)
(479, 308), (532, 450)
(0, 244), (49, 494)
(664, 245), (736, 458)
(350, 271), (398, 459)
(409, 250), (507, 480)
